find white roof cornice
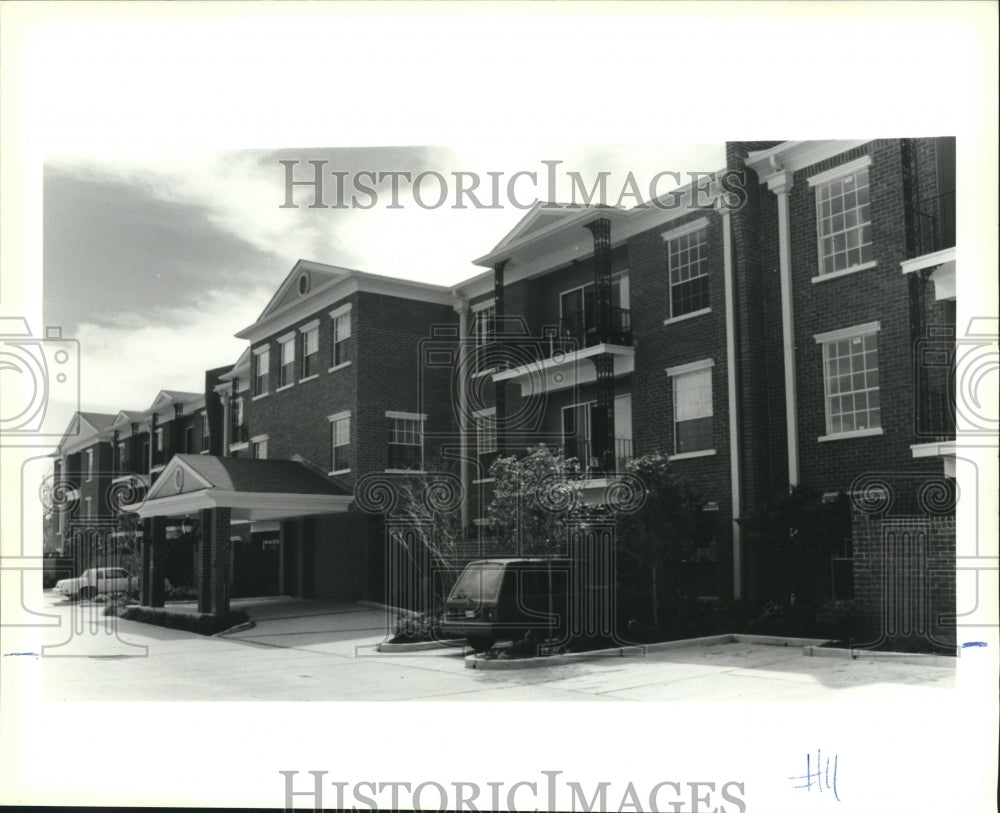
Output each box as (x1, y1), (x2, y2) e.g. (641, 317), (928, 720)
(744, 140), (872, 177)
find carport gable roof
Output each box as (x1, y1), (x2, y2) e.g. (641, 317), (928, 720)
(128, 454), (353, 520)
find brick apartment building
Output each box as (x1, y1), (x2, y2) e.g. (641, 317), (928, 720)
(52, 138), (957, 646)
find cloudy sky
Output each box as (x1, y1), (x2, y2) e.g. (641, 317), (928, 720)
(43, 143), (723, 413)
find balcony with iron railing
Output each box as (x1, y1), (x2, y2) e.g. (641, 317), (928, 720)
(909, 190), (955, 259)
(916, 385), (955, 444)
(230, 421), (249, 447)
(563, 436), (634, 475)
(492, 305), (635, 395)
(549, 306), (632, 359)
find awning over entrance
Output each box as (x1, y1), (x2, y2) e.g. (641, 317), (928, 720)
(125, 454), (353, 520)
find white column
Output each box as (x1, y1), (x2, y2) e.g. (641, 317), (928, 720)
(718, 202), (743, 599)
(769, 168), (799, 488)
(453, 292), (470, 531)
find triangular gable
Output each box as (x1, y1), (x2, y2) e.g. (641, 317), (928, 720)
(144, 455), (215, 501)
(145, 390), (201, 415)
(488, 202), (578, 255)
(56, 413), (83, 449)
(110, 410), (145, 431)
(55, 411), (114, 453)
(220, 347), (251, 381)
(253, 259), (354, 325)
(146, 390), (176, 413)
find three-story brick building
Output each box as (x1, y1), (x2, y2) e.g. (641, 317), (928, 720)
(59, 138), (956, 646)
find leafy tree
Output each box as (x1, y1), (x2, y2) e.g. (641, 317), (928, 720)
(615, 452), (705, 630)
(739, 485), (851, 607)
(385, 475), (465, 606)
(486, 445), (583, 556)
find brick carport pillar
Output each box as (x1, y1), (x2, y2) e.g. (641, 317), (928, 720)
(196, 508), (213, 613)
(206, 507), (232, 617)
(145, 516), (167, 608)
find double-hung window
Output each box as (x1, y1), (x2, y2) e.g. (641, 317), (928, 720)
(278, 335), (295, 388)
(201, 410), (209, 448)
(251, 435), (268, 460)
(475, 408), (496, 457)
(300, 321), (319, 379)
(664, 220), (710, 319)
(253, 346), (270, 396)
(815, 322), (881, 438)
(85, 448), (94, 481)
(471, 301), (495, 373)
(331, 304), (352, 368)
(329, 411), (351, 473)
(386, 412), (425, 471)
(809, 156), (873, 276)
(668, 360), (714, 456)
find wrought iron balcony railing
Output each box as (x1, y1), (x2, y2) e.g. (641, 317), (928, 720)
(553, 306), (632, 357)
(910, 190), (955, 258)
(563, 436), (633, 474)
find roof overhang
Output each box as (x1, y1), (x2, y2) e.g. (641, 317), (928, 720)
(492, 343), (635, 396)
(744, 140), (872, 178)
(124, 454), (353, 521)
(129, 489), (354, 521)
(901, 246), (956, 301)
(236, 261), (454, 344)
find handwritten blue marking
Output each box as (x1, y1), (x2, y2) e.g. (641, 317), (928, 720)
(790, 749), (840, 801)
(961, 641), (987, 648)
(3, 652), (40, 658)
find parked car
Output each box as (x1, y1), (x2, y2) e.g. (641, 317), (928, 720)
(441, 558), (573, 652)
(55, 567), (135, 600)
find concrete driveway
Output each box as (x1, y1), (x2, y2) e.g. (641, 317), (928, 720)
(34, 594), (956, 702)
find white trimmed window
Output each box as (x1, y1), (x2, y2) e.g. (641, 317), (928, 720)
(278, 335), (295, 388)
(386, 412), (425, 471)
(154, 427), (164, 452)
(85, 448), (94, 481)
(669, 360), (714, 455)
(475, 408), (497, 457)
(251, 435), (268, 460)
(471, 301), (495, 372)
(331, 305), (352, 367)
(329, 411), (351, 473)
(816, 322), (881, 436)
(230, 394), (247, 447)
(253, 346), (270, 395)
(666, 224), (709, 318)
(299, 321), (319, 378)
(811, 158), (873, 276)
(201, 411), (210, 446)
(116, 440), (127, 471)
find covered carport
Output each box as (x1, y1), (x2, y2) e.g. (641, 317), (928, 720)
(126, 454), (353, 616)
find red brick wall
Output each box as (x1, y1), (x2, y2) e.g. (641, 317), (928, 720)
(246, 291), (457, 484)
(852, 506), (956, 649)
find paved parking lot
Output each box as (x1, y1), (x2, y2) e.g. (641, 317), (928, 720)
(29, 593), (957, 702)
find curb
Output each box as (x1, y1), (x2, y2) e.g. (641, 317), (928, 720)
(465, 633), (834, 670)
(377, 639), (466, 653)
(356, 600), (423, 620)
(215, 620), (257, 636)
(466, 645), (646, 670)
(803, 645), (956, 666)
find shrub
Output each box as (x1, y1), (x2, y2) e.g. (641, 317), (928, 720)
(390, 612), (443, 643)
(816, 599), (861, 641)
(114, 606), (251, 635)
